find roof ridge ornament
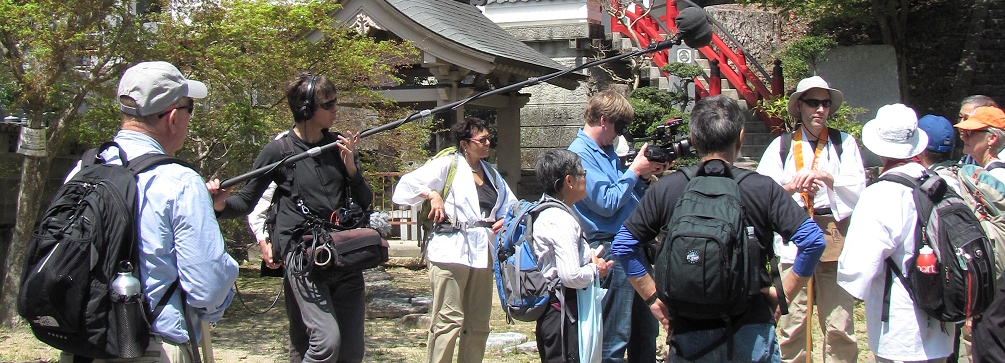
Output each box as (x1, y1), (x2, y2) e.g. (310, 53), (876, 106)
(352, 12), (383, 35)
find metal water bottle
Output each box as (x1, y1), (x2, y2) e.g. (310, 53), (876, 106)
(110, 261), (143, 358)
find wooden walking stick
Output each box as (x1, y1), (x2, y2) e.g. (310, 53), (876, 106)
(805, 277), (814, 363)
(201, 321), (215, 362)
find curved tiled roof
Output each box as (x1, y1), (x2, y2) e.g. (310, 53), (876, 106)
(385, 0), (583, 82)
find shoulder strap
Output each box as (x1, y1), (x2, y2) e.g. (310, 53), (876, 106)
(680, 165), (700, 181)
(882, 256), (910, 322)
(280, 132), (297, 156)
(127, 153), (191, 175)
(828, 128), (844, 161)
(732, 168), (754, 184)
(779, 130), (843, 164)
(440, 153), (459, 199)
(779, 132), (793, 164)
(81, 141), (130, 167)
(987, 160), (1005, 171)
(877, 171), (920, 189)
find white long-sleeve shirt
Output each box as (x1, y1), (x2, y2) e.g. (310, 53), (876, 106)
(757, 128), (866, 263)
(531, 205), (596, 289)
(392, 154), (517, 268)
(837, 162), (953, 361)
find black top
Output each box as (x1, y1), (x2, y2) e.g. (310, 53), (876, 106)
(623, 159), (809, 332)
(219, 129), (373, 256)
(476, 175), (497, 218)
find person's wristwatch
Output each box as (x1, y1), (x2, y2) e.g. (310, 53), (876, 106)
(644, 293), (658, 306)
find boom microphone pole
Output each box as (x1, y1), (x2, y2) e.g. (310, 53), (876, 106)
(220, 7), (711, 189)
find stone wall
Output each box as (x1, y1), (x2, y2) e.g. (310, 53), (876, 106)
(705, 5), (787, 66)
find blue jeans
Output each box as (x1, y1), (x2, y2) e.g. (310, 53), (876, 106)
(592, 240), (659, 363)
(670, 323), (781, 363)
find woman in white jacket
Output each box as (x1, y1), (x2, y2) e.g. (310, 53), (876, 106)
(531, 149), (612, 363)
(392, 117), (517, 363)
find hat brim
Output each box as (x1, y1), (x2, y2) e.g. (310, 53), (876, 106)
(787, 88), (844, 120)
(862, 120), (929, 159)
(954, 119), (989, 130)
(186, 80), (207, 99)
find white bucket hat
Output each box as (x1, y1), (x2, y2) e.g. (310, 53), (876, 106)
(787, 76), (844, 120)
(862, 103), (928, 160)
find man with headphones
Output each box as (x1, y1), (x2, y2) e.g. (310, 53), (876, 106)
(210, 72), (372, 363)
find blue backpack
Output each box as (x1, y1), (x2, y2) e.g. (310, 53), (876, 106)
(494, 197), (571, 323)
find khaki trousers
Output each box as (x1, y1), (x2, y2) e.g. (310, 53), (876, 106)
(777, 261), (858, 363)
(426, 261), (494, 363)
(60, 336), (194, 363)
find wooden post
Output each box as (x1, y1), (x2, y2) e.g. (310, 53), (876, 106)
(806, 277), (814, 363)
(201, 321), (215, 362)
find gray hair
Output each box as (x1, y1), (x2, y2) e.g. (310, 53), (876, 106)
(535, 149), (583, 197)
(962, 95), (999, 108)
(689, 95), (744, 156)
(989, 126), (1005, 154)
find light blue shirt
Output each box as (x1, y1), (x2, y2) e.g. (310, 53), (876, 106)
(568, 129), (647, 241)
(66, 130), (239, 344)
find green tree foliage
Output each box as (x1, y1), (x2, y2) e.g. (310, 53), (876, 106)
(776, 36), (838, 87)
(0, 0), (419, 325)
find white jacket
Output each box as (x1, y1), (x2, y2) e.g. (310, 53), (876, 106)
(392, 154), (517, 268)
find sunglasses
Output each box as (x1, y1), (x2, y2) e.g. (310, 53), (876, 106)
(467, 136), (491, 145)
(962, 129), (988, 138)
(800, 98), (832, 108)
(158, 103), (194, 118)
(319, 99), (337, 111)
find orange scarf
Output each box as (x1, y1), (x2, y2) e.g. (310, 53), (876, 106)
(793, 127), (829, 216)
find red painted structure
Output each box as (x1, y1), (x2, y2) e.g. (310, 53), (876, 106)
(609, 1), (786, 135)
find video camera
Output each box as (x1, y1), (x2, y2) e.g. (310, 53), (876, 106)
(625, 117), (695, 163)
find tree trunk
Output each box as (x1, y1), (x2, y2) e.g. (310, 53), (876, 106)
(0, 155), (51, 327)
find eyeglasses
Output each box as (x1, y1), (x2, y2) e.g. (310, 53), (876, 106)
(800, 98), (832, 108)
(158, 103), (194, 118)
(962, 129), (988, 139)
(319, 99), (337, 111)
(467, 136), (491, 145)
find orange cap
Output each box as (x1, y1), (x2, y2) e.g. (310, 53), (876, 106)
(955, 106), (1005, 130)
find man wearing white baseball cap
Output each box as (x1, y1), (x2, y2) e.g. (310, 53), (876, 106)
(60, 61), (239, 362)
(837, 104), (955, 363)
(757, 75), (864, 363)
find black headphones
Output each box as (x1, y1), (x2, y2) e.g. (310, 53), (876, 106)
(296, 74), (318, 121)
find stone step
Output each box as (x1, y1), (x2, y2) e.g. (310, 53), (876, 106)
(745, 120), (772, 134)
(485, 332), (529, 350)
(744, 132), (776, 146)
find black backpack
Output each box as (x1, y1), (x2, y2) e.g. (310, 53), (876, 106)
(653, 164), (759, 321)
(18, 142), (187, 359)
(878, 170), (996, 322)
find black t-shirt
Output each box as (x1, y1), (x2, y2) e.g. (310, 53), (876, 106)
(475, 174), (497, 218)
(219, 129), (373, 257)
(623, 159), (809, 332)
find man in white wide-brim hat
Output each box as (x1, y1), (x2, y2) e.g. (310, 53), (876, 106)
(837, 104), (956, 362)
(757, 75), (865, 363)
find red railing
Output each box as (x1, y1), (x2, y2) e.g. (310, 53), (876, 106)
(609, 1), (786, 135)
